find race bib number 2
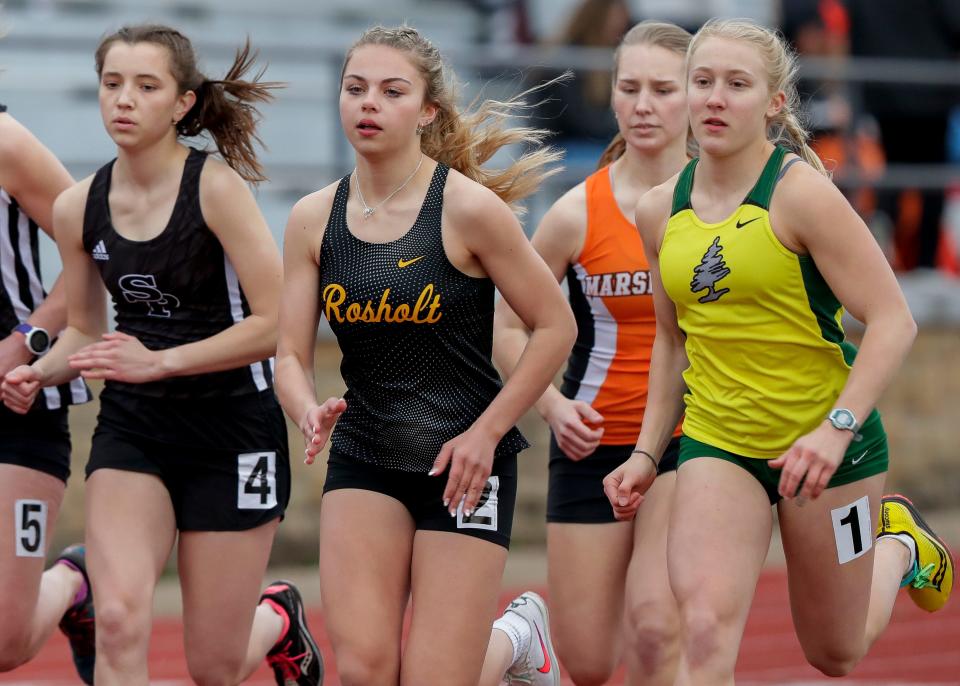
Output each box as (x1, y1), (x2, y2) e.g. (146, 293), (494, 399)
(456, 476), (500, 531)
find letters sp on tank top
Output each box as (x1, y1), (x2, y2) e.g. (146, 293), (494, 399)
(83, 147), (273, 399)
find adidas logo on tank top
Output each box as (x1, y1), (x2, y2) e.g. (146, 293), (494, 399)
(91, 239), (110, 261)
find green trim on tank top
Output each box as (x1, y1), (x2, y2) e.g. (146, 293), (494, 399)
(670, 145), (789, 217)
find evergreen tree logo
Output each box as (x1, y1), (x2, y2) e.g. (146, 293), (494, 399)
(690, 236), (731, 303)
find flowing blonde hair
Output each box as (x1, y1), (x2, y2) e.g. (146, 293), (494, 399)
(342, 26), (562, 213)
(598, 20), (694, 168)
(687, 18), (828, 176)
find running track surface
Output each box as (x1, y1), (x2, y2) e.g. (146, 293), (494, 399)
(3, 568), (958, 685)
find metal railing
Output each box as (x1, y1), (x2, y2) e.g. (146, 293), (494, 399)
(2, 6), (958, 197)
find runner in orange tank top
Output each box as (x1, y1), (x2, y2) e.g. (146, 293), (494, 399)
(571, 164), (664, 445)
(495, 20), (691, 686)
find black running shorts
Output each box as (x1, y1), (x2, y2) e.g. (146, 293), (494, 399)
(547, 435), (680, 524)
(0, 404), (71, 483)
(323, 451), (517, 549)
(86, 389), (290, 531)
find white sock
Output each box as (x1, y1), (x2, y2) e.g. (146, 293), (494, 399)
(492, 612), (530, 666)
(880, 532), (917, 581)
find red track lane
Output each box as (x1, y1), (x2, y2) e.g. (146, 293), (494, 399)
(3, 568), (958, 685)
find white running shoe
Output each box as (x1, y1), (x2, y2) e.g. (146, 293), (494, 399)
(502, 591), (560, 686)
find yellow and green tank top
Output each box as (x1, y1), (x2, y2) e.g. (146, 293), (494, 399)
(660, 146), (858, 458)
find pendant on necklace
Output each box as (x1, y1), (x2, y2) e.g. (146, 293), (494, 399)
(363, 207), (375, 219)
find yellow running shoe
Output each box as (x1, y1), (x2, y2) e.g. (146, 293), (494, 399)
(877, 494), (954, 612)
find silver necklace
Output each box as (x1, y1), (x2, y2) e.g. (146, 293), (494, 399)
(354, 154), (424, 220)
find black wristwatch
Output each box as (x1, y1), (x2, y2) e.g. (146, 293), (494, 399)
(14, 323), (51, 356)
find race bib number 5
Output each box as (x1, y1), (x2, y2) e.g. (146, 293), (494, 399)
(15, 499), (47, 557)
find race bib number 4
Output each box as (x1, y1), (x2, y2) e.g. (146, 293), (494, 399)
(237, 452), (277, 510)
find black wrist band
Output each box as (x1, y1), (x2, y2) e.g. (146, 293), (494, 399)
(631, 448), (659, 472)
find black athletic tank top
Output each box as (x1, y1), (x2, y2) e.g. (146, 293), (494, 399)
(82, 147), (273, 398)
(319, 163), (528, 471)
(0, 103), (91, 411)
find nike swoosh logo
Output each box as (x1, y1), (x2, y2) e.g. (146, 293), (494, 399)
(851, 449), (869, 465)
(397, 256), (425, 268)
(535, 625), (551, 674)
(736, 217), (760, 228)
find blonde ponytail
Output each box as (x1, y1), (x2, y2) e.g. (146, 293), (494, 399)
(772, 108), (829, 176)
(418, 82), (563, 212)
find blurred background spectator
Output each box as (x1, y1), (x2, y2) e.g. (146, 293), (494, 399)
(845, 0), (960, 273)
(458, 0), (536, 46)
(530, 0), (633, 164)
(780, 0), (890, 261)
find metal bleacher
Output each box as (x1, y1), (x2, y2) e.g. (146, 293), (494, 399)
(3, 1), (959, 325)
(0, 0), (486, 253)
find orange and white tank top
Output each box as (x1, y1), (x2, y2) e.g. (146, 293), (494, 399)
(560, 166), (678, 445)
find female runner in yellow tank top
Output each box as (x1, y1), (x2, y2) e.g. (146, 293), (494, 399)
(604, 17), (953, 684)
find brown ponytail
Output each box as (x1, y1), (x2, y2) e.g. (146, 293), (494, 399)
(597, 133), (627, 169)
(95, 25), (283, 183)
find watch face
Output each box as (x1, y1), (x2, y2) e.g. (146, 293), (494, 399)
(28, 329), (50, 354)
(831, 409), (854, 429)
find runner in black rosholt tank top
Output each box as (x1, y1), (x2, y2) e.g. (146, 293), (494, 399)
(275, 25), (576, 686)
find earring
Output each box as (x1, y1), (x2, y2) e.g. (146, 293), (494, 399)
(416, 123), (424, 135)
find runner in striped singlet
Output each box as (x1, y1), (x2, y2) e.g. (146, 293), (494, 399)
(0, 105), (94, 683)
(274, 25), (576, 686)
(604, 18), (953, 683)
(495, 21), (691, 686)
(2, 25), (321, 686)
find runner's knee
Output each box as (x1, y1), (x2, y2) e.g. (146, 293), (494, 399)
(97, 595), (152, 655)
(0, 631), (31, 672)
(337, 647), (398, 686)
(624, 597), (680, 676)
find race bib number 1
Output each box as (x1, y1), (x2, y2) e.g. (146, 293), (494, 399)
(831, 495), (873, 565)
